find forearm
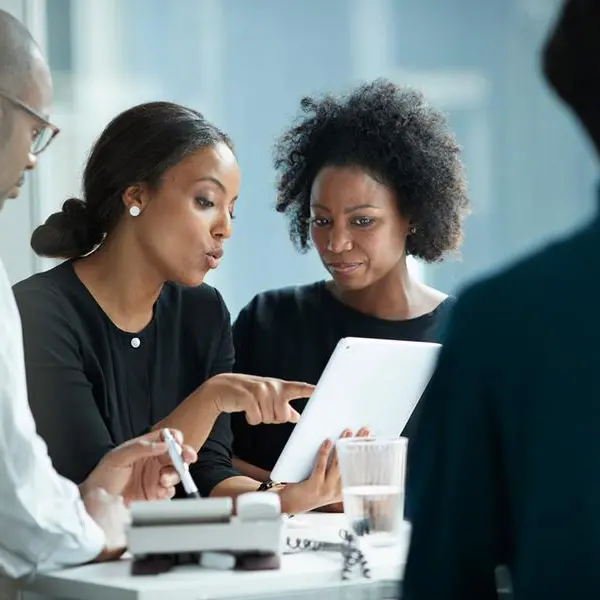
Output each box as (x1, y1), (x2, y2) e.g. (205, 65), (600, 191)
(211, 476), (325, 515)
(154, 385), (221, 450)
(92, 546), (126, 563)
(232, 457), (271, 482)
(209, 475), (262, 501)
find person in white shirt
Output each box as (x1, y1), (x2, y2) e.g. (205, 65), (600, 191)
(0, 9), (200, 577)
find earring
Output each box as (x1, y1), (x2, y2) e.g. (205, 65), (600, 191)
(409, 225), (417, 235)
(129, 206), (141, 217)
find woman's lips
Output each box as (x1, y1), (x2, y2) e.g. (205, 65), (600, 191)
(326, 262), (362, 274)
(206, 248), (223, 269)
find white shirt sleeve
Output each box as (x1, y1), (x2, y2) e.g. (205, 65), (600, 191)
(0, 260), (105, 578)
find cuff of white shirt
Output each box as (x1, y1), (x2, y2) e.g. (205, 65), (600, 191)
(36, 501), (106, 574)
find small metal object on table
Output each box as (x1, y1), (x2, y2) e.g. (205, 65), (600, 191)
(286, 528), (371, 581)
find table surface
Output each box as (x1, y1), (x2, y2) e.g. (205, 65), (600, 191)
(18, 514), (407, 600)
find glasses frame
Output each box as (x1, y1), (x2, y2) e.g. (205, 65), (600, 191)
(0, 89), (59, 154)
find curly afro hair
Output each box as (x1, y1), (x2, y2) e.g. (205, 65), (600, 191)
(274, 79), (469, 262)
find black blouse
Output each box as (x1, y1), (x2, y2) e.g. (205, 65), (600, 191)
(13, 261), (239, 496)
(231, 280), (455, 471)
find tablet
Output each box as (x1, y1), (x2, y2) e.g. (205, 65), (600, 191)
(270, 337), (441, 483)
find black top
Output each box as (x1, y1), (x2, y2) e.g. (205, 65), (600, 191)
(402, 210), (600, 599)
(231, 280), (454, 471)
(13, 261), (239, 496)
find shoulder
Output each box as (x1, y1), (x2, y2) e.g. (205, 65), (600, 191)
(449, 224), (595, 340)
(235, 282), (324, 324)
(13, 263), (75, 321)
(12, 264), (84, 352)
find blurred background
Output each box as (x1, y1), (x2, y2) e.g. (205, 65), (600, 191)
(0, 0), (597, 318)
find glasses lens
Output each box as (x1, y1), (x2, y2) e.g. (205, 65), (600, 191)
(32, 127), (53, 155)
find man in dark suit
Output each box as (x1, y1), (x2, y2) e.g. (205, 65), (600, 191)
(402, 1), (600, 598)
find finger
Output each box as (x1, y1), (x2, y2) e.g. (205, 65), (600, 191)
(134, 429), (182, 445)
(339, 429), (352, 439)
(159, 466), (181, 488)
(288, 407), (301, 424)
(165, 429), (184, 445)
(273, 398), (301, 424)
(311, 439), (332, 481)
(245, 405), (262, 426)
(157, 486), (176, 500)
(108, 438), (170, 465)
(273, 394), (290, 424)
(181, 445), (198, 465)
(327, 450), (343, 503)
(258, 386), (275, 424)
(280, 381), (315, 400)
(357, 427), (370, 437)
(327, 444), (340, 478)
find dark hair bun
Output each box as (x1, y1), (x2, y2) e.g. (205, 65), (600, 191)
(30, 198), (104, 259)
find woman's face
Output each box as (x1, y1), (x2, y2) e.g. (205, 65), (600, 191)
(131, 142), (240, 286)
(310, 165), (411, 292)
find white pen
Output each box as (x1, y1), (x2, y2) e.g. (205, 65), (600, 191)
(162, 428), (201, 499)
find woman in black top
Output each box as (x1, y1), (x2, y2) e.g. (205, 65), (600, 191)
(232, 80), (470, 485)
(14, 102), (346, 514)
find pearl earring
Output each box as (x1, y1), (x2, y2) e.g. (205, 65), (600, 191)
(129, 206), (141, 217)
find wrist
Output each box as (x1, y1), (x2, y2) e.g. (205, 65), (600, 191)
(79, 480), (91, 499)
(277, 482), (321, 515)
(94, 545), (126, 563)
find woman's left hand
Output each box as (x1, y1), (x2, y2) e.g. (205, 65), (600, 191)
(278, 427), (370, 514)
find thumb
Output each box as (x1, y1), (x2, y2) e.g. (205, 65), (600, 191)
(108, 436), (169, 466)
(288, 406), (301, 424)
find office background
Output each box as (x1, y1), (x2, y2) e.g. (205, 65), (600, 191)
(1, 0), (597, 318)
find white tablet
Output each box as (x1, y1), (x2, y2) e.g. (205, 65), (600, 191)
(270, 337), (441, 483)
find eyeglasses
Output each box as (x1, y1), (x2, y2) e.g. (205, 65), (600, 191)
(0, 89), (59, 155)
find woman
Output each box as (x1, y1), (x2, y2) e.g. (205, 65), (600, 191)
(13, 101), (354, 514)
(232, 80), (469, 483)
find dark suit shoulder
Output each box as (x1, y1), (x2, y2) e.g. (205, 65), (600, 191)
(456, 223), (598, 332)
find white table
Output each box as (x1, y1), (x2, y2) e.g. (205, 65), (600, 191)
(12, 515), (406, 600)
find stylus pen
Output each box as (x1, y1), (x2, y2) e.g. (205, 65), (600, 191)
(162, 428), (201, 499)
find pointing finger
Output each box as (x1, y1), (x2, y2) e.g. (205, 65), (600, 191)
(280, 381), (315, 400)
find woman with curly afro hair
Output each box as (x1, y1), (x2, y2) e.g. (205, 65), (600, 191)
(231, 79), (470, 490)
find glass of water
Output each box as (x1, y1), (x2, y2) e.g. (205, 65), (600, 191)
(336, 436), (408, 547)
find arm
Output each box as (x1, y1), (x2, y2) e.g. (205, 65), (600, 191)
(402, 288), (507, 600)
(232, 457), (271, 482)
(0, 269), (104, 577)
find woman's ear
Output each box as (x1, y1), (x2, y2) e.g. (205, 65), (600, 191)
(122, 184), (147, 216)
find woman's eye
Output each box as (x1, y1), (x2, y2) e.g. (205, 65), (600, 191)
(229, 209), (236, 220)
(311, 217), (330, 228)
(352, 216), (375, 227)
(32, 128), (41, 141)
(195, 197), (214, 208)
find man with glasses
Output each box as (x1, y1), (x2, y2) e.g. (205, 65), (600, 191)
(0, 10), (195, 578)
(0, 14), (56, 205)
